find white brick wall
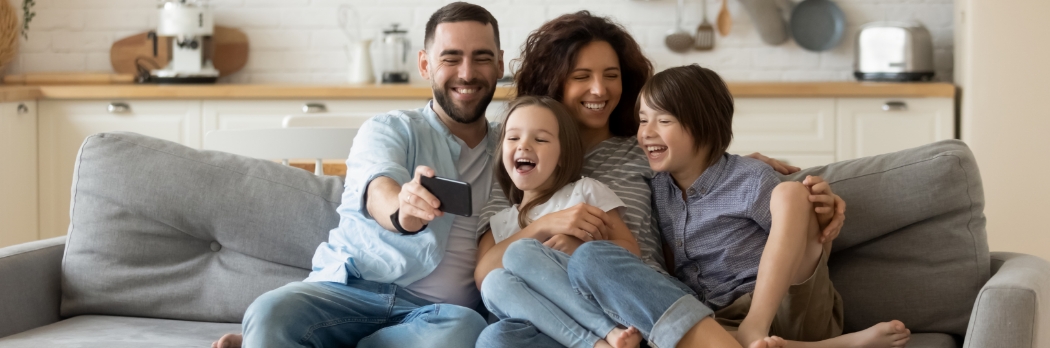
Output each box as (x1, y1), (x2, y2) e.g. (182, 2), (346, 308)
(2, 0), (953, 83)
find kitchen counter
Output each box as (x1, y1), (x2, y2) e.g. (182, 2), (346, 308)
(0, 82), (955, 102)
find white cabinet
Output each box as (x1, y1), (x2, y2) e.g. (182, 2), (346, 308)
(202, 99), (508, 135)
(730, 98), (836, 169)
(0, 101), (38, 248)
(836, 98), (955, 160)
(37, 100), (202, 239)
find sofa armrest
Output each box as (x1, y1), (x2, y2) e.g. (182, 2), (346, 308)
(963, 252), (1050, 348)
(0, 237), (65, 338)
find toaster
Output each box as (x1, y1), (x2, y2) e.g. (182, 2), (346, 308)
(854, 22), (935, 82)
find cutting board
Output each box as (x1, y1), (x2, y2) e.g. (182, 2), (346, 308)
(109, 26), (249, 77)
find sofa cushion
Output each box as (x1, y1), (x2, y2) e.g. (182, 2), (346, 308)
(0, 315), (240, 347)
(61, 132), (343, 323)
(786, 140), (988, 337)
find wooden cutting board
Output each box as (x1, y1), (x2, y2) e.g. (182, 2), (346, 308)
(109, 26), (248, 77)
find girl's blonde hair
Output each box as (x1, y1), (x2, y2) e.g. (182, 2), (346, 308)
(493, 96), (584, 229)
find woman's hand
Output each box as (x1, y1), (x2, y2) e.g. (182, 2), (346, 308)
(747, 152), (801, 175)
(804, 175), (845, 244)
(543, 235), (586, 255)
(530, 203), (611, 242)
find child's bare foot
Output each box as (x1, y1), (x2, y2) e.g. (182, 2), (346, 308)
(605, 326), (642, 348)
(748, 336), (786, 348)
(211, 333), (243, 348)
(839, 320), (911, 348)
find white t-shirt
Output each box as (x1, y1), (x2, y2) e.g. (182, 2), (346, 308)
(403, 135), (492, 309)
(490, 177), (625, 244)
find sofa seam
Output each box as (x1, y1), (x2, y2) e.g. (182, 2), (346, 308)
(106, 134), (342, 204)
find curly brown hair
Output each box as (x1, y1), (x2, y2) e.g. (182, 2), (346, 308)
(513, 11), (653, 137)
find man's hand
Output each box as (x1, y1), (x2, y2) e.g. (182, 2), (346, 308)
(747, 152), (801, 175)
(530, 203), (610, 242)
(543, 235), (586, 255)
(396, 166), (444, 232)
(804, 175), (845, 244)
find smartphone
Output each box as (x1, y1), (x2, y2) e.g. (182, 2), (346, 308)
(419, 175), (472, 217)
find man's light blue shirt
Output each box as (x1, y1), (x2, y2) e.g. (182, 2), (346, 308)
(305, 102), (500, 287)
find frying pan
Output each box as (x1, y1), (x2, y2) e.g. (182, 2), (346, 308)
(790, 0), (845, 51)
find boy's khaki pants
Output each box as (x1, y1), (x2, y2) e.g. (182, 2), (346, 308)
(714, 250), (845, 341)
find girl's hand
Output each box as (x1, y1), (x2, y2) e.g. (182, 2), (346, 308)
(531, 203), (610, 242)
(803, 175), (845, 244)
(543, 235), (585, 255)
(747, 152), (801, 175)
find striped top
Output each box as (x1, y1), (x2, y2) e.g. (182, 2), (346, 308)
(477, 136), (666, 271)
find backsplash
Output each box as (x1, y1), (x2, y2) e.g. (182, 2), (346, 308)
(2, 0), (953, 83)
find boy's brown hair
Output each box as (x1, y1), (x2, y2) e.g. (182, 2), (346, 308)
(637, 64), (734, 165)
(493, 96), (584, 229)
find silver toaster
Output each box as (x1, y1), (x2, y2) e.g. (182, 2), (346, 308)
(854, 21), (935, 81)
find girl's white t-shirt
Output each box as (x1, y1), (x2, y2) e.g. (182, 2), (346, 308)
(490, 177), (626, 244)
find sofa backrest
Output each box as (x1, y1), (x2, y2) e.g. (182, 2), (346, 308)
(787, 139), (989, 337)
(61, 132), (342, 323)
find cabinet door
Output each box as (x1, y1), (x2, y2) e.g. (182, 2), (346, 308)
(38, 100), (202, 239)
(0, 101), (39, 247)
(729, 98), (837, 167)
(836, 98), (954, 160)
(202, 99), (508, 136)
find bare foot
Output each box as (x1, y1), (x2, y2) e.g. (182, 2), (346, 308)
(605, 326), (643, 348)
(839, 320), (911, 348)
(747, 336), (786, 348)
(211, 333), (243, 348)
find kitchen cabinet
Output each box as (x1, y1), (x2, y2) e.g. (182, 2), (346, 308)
(0, 101), (38, 248)
(37, 100), (201, 239)
(202, 99), (508, 134)
(729, 98), (836, 169)
(836, 98), (955, 160)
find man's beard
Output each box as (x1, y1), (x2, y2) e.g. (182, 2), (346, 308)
(432, 79), (494, 124)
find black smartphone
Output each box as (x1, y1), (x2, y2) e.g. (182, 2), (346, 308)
(419, 175), (472, 217)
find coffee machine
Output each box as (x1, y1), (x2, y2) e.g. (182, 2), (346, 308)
(150, 0), (219, 83)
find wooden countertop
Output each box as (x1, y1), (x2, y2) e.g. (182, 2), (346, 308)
(0, 82), (956, 102)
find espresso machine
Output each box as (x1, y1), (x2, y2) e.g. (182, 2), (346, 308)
(150, 0), (219, 83)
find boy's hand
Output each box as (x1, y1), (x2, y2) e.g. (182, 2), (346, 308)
(747, 152), (801, 175)
(803, 175), (845, 244)
(544, 234), (585, 255)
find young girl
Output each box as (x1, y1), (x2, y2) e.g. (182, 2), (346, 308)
(476, 96), (643, 348)
(632, 64), (910, 348)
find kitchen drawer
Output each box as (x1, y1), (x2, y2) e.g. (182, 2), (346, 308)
(728, 98), (836, 155)
(202, 99), (509, 136)
(38, 99), (202, 239)
(836, 97), (954, 160)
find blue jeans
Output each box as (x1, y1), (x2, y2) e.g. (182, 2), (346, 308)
(242, 279), (487, 348)
(567, 241), (715, 348)
(479, 239), (619, 348)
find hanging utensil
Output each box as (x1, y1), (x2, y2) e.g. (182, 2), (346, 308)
(790, 0), (846, 51)
(694, 0), (715, 50)
(716, 0), (732, 36)
(664, 0), (694, 53)
(739, 0), (789, 45)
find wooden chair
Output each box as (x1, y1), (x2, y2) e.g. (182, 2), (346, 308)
(203, 128), (357, 176)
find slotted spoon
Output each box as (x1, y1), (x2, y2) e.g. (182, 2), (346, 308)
(695, 0), (715, 50)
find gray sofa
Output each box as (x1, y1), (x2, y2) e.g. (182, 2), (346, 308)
(0, 132), (1046, 348)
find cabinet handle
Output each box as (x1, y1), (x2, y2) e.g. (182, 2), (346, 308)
(882, 101), (908, 111)
(303, 103), (328, 113)
(16, 103), (29, 114)
(108, 102), (131, 114)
